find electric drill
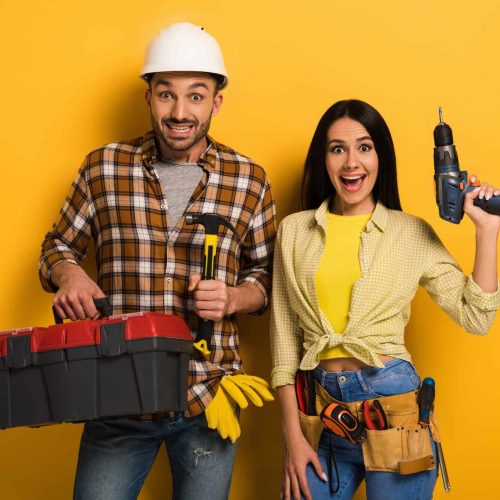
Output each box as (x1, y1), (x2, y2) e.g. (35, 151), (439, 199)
(433, 108), (500, 224)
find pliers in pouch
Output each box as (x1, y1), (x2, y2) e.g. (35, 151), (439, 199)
(362, 399), (388, 430)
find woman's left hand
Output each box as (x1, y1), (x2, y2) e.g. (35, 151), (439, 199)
(463, 176), (500, 232)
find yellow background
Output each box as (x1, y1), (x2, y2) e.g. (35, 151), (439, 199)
(1, 0), (499, 498)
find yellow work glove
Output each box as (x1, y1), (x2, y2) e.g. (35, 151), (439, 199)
(220, 374), (274, 407)
(205, 382), (241, 442)
(205, 374), (274, 443)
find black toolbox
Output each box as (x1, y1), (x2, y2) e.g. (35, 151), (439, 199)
(0, 312), (193, 429)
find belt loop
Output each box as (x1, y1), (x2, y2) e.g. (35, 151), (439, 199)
(313, 366), (327, 387)
(321, 367), (328, 387)
(355, 369), (370, 392)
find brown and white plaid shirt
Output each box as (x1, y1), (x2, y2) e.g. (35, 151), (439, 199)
(39, 130), (276, 416)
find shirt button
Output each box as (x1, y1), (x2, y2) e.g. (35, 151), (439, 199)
(166, 277), (172, 283)
(338, 375), (347, 383)
(168, 241), (174, 247)
(160, 204), (166, 209)
(210, 159), (215, 165)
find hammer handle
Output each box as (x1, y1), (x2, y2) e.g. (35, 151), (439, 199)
(193, 235), (218, 356)
(193, 319), (213, 356)
(203, 235), (218, 280)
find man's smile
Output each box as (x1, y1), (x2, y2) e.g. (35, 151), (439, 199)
(163, 121), (197, 139)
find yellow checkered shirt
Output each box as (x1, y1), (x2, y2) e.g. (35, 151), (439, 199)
(270, 200), (500, 389)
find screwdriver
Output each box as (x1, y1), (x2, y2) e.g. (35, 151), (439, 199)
(418, 377), (451, 493)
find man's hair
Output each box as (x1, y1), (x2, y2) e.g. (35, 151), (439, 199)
(301, 99), (402, 211)
(144, 72), (224, 95)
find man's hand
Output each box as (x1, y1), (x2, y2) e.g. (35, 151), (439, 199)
(188, 275), (266, 320)
(188, 275), (233, 321)
(51, 262), (106, 321)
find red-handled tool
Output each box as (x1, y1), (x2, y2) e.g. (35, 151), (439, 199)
(362, 399), (388, 430)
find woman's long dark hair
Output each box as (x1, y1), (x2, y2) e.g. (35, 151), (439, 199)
(301, 99), (402, 211)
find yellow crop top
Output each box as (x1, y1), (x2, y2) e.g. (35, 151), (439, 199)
(316, 212), (371, 359)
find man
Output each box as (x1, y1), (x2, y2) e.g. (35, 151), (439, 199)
(39, 22), (276, 500)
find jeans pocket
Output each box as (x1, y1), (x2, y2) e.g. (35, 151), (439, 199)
(363, 362), (421, 397)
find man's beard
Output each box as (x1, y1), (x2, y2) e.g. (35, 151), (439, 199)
(153, 116), (212, 153)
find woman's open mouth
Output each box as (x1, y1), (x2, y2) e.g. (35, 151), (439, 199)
(340, 174), (367, 192)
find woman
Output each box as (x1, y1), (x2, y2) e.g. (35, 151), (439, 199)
(270, 100), (500, 500)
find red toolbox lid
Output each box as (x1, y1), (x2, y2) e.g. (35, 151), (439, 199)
(0, 313), (192, 355)
(0, 328), (47, 358)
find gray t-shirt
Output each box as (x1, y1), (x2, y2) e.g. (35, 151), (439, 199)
(154, 159), (204, 227)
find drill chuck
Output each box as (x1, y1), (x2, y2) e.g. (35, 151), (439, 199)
(433, 122), (453, 147)
(433, 110), (459, 172)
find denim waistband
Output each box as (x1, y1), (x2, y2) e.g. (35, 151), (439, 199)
(313, 358), (420, 403)
(314, 357), (406, 380)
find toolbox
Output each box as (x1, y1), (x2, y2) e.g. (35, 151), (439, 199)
(0, 311), (193, 429)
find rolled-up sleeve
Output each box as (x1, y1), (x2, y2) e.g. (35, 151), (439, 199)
(238, 175), (276, 313)
(39, 161), (92, 292)
(420, 223), (500, 335)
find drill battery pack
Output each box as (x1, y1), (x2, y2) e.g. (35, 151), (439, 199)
(0, 312), (193, 429)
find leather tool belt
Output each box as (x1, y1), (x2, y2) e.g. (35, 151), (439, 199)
(299, 381), (440, 475)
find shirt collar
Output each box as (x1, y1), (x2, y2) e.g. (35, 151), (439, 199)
(314, 199), (330, 230)
(140, 130), (157, 166)
(197, 136), (218, 172)
(140, 131), (219, 171)
(314, 198), (389, 233)
(367, 202), (388, 232)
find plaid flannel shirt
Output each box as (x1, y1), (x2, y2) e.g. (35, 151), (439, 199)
(39, 130), (276, 416)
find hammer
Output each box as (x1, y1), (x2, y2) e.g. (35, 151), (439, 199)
(185, 213), (238, 356)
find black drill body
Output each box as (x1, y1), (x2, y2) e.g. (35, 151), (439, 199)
(434, 109), (500, 224)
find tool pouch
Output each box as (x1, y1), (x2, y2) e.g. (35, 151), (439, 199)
(298, 410), (325, 452)
(299, 382), (440, 474)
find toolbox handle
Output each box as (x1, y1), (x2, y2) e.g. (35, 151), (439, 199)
(52, 297), (113, 324)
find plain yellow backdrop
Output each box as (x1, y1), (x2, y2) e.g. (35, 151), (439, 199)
(1, 0), (499, 498)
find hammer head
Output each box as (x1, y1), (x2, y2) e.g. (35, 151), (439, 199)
(185, 213), (238, 236)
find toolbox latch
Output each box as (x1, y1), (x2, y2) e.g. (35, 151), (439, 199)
(6, 335), (32, 368)
(100, 323), (127, 357)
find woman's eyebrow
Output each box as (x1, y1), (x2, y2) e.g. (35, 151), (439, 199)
(327, 135), (372, 145)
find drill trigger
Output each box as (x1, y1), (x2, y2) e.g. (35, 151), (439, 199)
(467, 175), (480, 187)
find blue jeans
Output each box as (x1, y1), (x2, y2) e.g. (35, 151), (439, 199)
(73, 413), (237, 500)
(306, 359), (438, 499)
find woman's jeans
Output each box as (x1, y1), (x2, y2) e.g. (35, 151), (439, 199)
(73, 413), (236, 500)
(306, 359), (438, 499)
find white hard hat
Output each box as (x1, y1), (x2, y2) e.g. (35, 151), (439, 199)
(141, 22), (228, 89)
